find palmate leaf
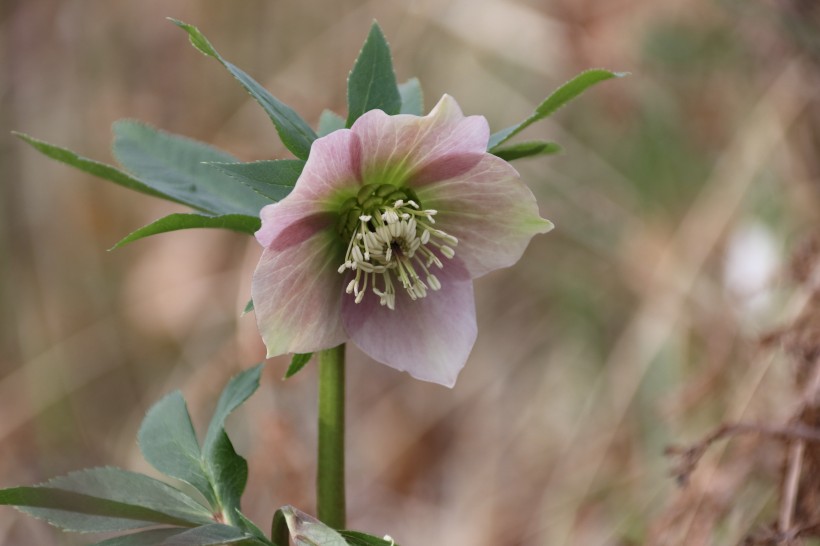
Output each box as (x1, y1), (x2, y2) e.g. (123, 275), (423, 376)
(171, 19), (317, 160)
(346, 22), (401, 127)
(487, 68), (627, 150)
(0, 468), (213, 532)
(138, 365), (263, 526)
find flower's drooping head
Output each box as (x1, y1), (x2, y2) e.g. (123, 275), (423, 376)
(253, 95), (552, 386)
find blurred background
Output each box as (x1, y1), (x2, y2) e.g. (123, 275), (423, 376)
(2, 0), (820, 544)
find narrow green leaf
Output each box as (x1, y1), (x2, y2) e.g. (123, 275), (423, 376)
(203, 364), (264, 456)
(208, 431), (248, 523)
(111, 214), (260, 250)
(242, 299), (254, 315)
(487, 69), (627, 150)
(284, 353), (313, 379)
(280, 506), (347, 546)
(491, 140), (562, 161)
(346, 22), (401, 127)
(318, 110), (346, 137)
(113, 121), (270, 216)
(138, 392), (214, 507)
(340, 531), (398, 546)
(170, 19), (317, 160)
(398, 78), (423, 116)
(161, 523), (253, 545)
(13, 132), (186, 206)
(91, 528), (189, 546)
(207, 160), (304, 203)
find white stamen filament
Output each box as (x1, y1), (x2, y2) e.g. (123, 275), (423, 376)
(338, 200), (457, 310)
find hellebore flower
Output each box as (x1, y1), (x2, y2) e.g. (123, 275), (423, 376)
(252, 95), (552, 387)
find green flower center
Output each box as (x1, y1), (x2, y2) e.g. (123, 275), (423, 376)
(336, 183), (458, 310)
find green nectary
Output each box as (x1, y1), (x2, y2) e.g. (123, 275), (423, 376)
(335, 183), (422, 241)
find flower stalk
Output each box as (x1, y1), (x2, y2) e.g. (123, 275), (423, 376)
(317, 344), (346, 528)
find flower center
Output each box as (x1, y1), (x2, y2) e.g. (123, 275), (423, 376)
(336, 183), (458, 310)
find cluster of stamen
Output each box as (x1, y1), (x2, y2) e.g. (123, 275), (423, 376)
(336, 183), (458, 310)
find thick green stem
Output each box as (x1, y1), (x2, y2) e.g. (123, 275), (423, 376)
(317, 344), (346, 529)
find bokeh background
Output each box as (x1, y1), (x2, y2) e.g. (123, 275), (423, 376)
(2, 1), (820, 544)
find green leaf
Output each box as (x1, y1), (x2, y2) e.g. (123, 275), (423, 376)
(138, 392), (214, 507)
(203, 364), (264, 456)
(271, 509), (289, 546)
(398, 78), (423, 116)
(0, 468), (213, 532)
(318, 110), (346, 137)
(280, 506), (347, 546)
(13, 132), (187, 206)
(207, 160), (304, 203)
(234, 510), (272, 544)
(208, 431), (248, 523)
(339, 531), (398, 546)
(487, 69), (627, 150)
(346, 22), (401, 127)
(91, 528), (189, 546)
(111, 214), (260, 250)
(160, 523), (254, 545)
(490, 140), (562, 161)
(113, 121), (270, 216)
(170, 19), (317, 160)
(284, 353), (313, 379)
(242, 299), (254, 315)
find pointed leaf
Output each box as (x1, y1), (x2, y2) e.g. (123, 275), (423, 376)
(284, 353), (313, 379)
(281, 506), (347, 546)
(170, 19), (317, 160)
(208, 431), (248, 523)
(13, 132), (187, 206)
(111, 214), (260, 250)
(346, 22), (401, 127)
(318, 110), (346, 137)
(161, 523), (254, 545)
(339, 531), (398, 546)
(271, 508), (289, 546)
(490, 140), (561, 161)
(203, 364), (264, 456)
(0, 468), (214, 532)
(488, 69), (627, 150)
(398, 78), (423, 115)
(234, 510), (271, 543)
(113, 121), (270, 216)
(91, 528), (189, 546)
(138, 392), (214, 506)
(243, 299), (254, 315)
(208, 160), (304, 203)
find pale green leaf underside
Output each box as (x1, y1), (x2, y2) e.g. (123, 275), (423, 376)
(398, 78), (423, 116)
(170, 19), (317, 160)
(346, 21), (401, 127)
(318, 110), (346, 137)
(340, 531), (398, 546)
(488, 68), (627, 150)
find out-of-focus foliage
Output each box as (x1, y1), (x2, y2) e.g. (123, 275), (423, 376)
(2, 1), (820, 544)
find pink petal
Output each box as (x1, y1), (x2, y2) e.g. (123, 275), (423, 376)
(252, 221), (348, 357)
(285, 128), (362, 206)
(416, 154), (553, 279)
(351, 95), (489, 186)
(341, 257), (477, 387)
